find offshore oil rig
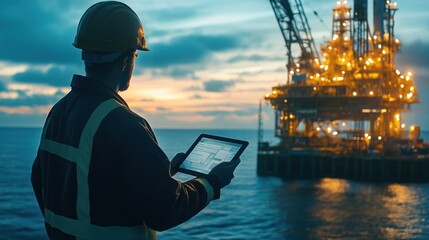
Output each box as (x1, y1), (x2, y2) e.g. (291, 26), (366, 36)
(257, 0), (429, 182)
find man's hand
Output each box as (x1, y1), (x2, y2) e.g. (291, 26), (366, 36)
(208, 159), (241, 189)
(170, 152), (185, 176)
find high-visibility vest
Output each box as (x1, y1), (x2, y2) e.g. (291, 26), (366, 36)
(39, 98), (156, 240)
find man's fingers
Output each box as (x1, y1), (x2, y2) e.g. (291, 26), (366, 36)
(222, 159), (240, 166)
(227, 159), (240, 170)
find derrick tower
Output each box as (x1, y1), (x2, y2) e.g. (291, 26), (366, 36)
(264, 0), (419, 155)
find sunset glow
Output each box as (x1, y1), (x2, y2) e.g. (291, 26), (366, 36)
(0, 0), (428, 129)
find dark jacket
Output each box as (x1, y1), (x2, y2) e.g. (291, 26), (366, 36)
(31, 75), (218, 239)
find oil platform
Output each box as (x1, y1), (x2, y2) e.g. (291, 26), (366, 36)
(257, 0), (429, 182)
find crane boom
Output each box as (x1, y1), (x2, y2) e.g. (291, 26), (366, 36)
(269, 0), (320, 82)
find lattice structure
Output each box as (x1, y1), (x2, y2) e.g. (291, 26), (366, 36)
(264, 0), (420, 155)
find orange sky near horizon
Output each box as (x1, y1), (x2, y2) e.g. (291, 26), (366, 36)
(0, 0), (428, 130)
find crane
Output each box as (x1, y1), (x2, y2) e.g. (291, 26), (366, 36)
(269, 0), (320, 83)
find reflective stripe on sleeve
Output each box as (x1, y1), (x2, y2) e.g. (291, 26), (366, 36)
(194, 178), (214, 206)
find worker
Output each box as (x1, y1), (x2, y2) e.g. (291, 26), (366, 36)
(31, 1), (240, 239)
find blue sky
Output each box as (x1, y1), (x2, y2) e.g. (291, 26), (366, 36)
(0, 0), (428, 130)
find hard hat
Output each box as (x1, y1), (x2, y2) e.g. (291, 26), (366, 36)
(73, 1), (148, 63)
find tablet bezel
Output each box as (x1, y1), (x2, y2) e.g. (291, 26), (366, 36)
(177, 134), (249, 178)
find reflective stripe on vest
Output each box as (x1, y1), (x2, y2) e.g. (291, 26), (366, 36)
(39, 98), (156, 240)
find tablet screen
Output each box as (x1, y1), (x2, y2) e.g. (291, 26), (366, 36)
(179, 136), (246, 175)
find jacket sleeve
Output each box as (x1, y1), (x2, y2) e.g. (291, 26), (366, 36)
(116, 120), (216, 231)
(31, 152), (44, 215)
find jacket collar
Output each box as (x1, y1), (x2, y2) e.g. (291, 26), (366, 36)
(70, 74), (129, 108)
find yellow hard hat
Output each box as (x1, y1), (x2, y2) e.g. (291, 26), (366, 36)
(73, 1), (149, 55)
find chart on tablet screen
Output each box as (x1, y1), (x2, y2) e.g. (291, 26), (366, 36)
(181, 137), (241, 174)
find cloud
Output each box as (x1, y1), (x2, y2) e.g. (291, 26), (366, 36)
(0, 90), (64, 107)
(0, 81), (7, 92)
(203, 80), (236, 92)
(141, 98), (154, 102)
(12, 66), (80, 87)
(395, 40), (429, 114)
(145, 7), (198, 23)
(0, 1), (82, 65)
(184, 86), (202, 91)
(138, 34), (240, 68)
(150, 67), (198, 80)
(190, 94), (204, 99)
(156, 106), (169, 111)
(227, 54), (283, 63)
(169, 68), (197, 80)
(396, 40), (429, 70)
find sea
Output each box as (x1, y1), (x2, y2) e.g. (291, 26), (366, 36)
(1, 127), (429, 240)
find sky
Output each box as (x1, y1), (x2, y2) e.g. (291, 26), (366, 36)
(0, 0), (428, 130)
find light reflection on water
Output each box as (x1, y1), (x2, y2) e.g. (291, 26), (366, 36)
(381, 184), (422, 239)
(267, 178), (428, 240)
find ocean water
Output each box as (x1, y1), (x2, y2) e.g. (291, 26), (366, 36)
(1, 127), (429, 240)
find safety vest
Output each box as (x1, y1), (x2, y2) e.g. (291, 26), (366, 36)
(39, 98), (156, 240)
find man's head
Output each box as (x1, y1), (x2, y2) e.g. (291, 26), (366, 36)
(73, 1), (148, 91)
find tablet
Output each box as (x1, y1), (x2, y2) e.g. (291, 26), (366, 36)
(177, 134), (249, 177)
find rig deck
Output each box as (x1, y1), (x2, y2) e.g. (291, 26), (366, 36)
(258, 0), (428, 182)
